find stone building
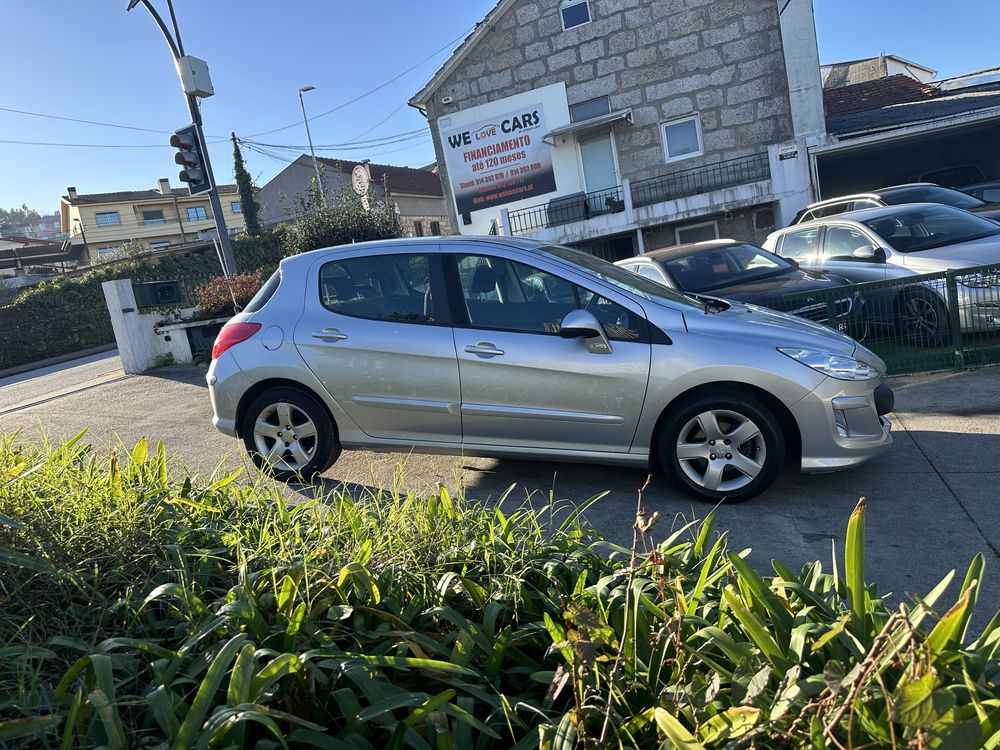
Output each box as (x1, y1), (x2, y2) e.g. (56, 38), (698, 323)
(410, 0), (826, 260)
(255, 156), (452, 238)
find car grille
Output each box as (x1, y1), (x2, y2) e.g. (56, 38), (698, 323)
(790, 297), (853, 322)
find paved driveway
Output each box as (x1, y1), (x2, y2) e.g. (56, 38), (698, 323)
(2, 354), (998, 630)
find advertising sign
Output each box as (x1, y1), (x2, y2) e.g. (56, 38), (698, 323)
(440, 104), (557, 215)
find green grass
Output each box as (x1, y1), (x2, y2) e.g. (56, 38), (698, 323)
(1, 434), (999, 749)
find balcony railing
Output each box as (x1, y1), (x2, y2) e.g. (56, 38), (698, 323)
(507, 185), (625, 235)
(630, 152), (771, 209)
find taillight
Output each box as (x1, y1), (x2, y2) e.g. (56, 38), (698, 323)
(212, 322), (262, 360)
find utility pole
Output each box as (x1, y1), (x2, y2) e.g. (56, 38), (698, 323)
(73, 218), (90, 259)
(126, 0), (238, 276)
(298, 85), (326, 206)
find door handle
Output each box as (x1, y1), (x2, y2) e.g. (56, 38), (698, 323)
(464, 342), (504, 357)
(312, 328), (347, 341)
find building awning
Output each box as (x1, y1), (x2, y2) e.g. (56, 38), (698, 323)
(543, 109), (633, 144)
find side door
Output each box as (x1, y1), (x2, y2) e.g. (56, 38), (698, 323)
(292, 248), (462, 444)
(448, 251), (651, 454)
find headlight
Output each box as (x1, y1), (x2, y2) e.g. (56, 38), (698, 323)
(956, 272), (1000, 288)
(778, 347), (879, 380)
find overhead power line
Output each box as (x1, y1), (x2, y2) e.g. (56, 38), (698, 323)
(245, 25), (474, 138)
(240, 128), (427, 152)
(0, 105), (229, 141)
(0, 106), (174, 135)
(0, 138), (171, 148)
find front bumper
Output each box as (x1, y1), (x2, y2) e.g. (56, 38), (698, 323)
(792, 377), (893, 473)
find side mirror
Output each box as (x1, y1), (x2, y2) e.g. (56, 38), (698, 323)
(852, 244), (884, 261)
(559, 309), (612, 354)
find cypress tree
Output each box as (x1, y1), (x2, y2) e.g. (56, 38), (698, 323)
(231, 133), (262, 237)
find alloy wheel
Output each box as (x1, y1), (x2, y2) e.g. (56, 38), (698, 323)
(901, 296), (942, 341)
(252, 401), (319, 473)
(675, 409), (767, 493)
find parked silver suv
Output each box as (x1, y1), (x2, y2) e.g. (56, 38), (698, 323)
(208, 237), (893, 502)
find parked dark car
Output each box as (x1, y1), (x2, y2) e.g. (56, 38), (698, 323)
(915, 164), (988, 188)
(961, 181), (1000, 204)
(615, 240), (865, 337)
(790, 183), (1000, 225)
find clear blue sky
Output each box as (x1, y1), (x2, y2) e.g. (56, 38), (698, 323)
(1, 1), (996, 214)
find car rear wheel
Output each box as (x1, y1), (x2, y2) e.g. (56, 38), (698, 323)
(241, 387), (340, 482)
(897, 290), (948, 347)
(658, 391), (784, 503)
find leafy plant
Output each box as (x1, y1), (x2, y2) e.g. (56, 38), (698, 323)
(282, 183), (403, 256)
(194, 270), (265, 316)
(0, 435), (998, 749)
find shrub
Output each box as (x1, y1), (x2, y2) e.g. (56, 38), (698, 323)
(1, 437), (998, 748)
(0, 233), (286, 371)
(195, 270), (265, 316)
(282, 185), (404, 255)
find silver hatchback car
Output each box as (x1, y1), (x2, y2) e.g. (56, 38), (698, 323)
(208, 237), (893, 502)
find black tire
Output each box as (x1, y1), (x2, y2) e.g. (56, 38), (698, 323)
(657, 390), (784, 503)
(241, 387), (340, 482)
(896, 289), (948, 347)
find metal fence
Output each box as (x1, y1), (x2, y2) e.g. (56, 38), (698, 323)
(507, 185), (625, 234)
(630, 152), (771, 209)
(778, 262), (1000, 375)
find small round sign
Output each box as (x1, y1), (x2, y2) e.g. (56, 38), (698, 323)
(351, 165), (370, 195)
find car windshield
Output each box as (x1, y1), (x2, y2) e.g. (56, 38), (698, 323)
(861, 205), (1000, 253)
(880, 185), (984, 210)
(656, 243), (794, 292)
(540, 244), (703, 309)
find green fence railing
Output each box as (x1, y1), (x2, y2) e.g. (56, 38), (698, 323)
(779, 262), (1000, 375)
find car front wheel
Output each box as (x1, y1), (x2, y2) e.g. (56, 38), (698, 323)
(658, 391), (784, 503)
(241, 387), (340, 482)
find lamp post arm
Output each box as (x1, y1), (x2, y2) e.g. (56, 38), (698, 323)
(129, 0), (181, 59)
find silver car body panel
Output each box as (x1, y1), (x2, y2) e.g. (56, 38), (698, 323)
(208, 236), (892, 473)
(763, 206), (1000, 331)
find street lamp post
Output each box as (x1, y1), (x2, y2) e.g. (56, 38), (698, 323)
(298, 85), (326, 206)
(126, 0), (238, 276)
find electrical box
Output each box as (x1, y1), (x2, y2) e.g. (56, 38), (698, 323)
(175, 55), (214, 98)
(133, 280), (182, 308)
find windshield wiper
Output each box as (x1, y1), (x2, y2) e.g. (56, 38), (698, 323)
(687, 293), (730, 314)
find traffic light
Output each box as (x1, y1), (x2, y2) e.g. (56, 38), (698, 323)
(170, 124), (212, 195)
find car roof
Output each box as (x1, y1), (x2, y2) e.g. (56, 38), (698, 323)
(801, 193), (882, 210)
(873, 182), (951, 193)
(789, 202), (953, 227)
(637, 239), (751, 262)
(277, 235), (551, 271)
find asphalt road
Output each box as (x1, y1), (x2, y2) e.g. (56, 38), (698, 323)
(2, 353), (998, 630)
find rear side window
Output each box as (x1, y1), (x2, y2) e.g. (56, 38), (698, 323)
(243, 270), (280, 313)
(779, 227), (821, 261)
(319, 253), (434, 323)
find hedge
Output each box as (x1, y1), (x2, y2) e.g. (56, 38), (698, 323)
(0, 233), (285, 371)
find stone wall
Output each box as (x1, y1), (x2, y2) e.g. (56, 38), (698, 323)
(423, 0), (795, 229)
